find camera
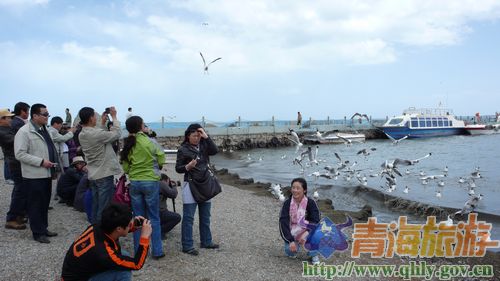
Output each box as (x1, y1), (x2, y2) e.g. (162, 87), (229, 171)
(133, 217), (144, 228)
(104, 107), (111, 114)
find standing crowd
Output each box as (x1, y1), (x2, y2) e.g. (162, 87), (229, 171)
(0, 102), (221, 280)
(1, 102), (322, 280)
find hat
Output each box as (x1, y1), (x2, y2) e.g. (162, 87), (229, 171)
(71, 156), (86, 166)
(0, 108), (14, 118)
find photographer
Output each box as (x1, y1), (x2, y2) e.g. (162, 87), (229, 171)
(61, 203), (152, 281)
(159, 173), (181, 239)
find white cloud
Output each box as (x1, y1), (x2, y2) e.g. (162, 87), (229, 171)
(0, 0), (49, 7)
(61, 42), (134, 71)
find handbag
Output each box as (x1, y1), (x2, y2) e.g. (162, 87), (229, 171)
(187, 165), (222, 203)
(113, 174), (131, 205)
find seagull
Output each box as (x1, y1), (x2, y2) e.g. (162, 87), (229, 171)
(438, 180), (445, 187)
(468, 179), (476, 188)
(200, 52), (222, 74)
(357, 148), (376, 156)
(350, 113), (370, 122)
(405, 169), (410, 175)
(280, 154), (287, 160)
(313, 191), (319, 200)
(443, 166), (449, 173)
(436, 190), (442, 198)
(403, 186), (409, 194)
(471, 171), (481, 179)
(421, 179), (429, 185)
(420, 174), (446, 180)
(468, 188), (475, 196)
(455, 194), (483, 215)
(441, 215), (453, 226)
(458, 177), (466, 184)
(288, 129), (303, 152)
(336, 134), (353, 147)
(385, 133), (409, 145)
(419, 171), (426, 177)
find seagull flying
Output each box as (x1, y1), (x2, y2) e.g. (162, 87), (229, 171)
(385, 133), (409, 145)
(200, 52), (222, 74)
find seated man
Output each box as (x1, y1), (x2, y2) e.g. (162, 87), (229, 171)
(73, 173), (90, 213)
(159, 174), (181, 240)
(56, 156), (87, 206)
(61, 203), (152, 281)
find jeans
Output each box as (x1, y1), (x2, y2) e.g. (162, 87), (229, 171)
(182, 202), (212, 251)
(24, 177), (52, 238)
(89, 270), (131, 281)
(129, 180), (163, 257)
(4, 161), (11, 180)
(6, 161), (27, 222)
(90, 175), (114, 224)
(284, 242), (318, 258)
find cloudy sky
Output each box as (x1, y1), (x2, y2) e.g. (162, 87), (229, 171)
(1, 0), (500, 123)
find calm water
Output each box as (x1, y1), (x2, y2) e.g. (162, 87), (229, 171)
(212, 134), (500, 242)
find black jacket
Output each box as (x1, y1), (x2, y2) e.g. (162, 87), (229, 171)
(61, 225), (149, 281)
(175, 137), (218, 182)
(279, 197), (320, 243)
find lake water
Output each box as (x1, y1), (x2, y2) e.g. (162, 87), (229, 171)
(212, 133), (500, 243)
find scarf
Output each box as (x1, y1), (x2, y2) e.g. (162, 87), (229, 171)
(289, 196), (309, 241)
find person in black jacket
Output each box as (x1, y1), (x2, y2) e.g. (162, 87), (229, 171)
(56, 156), (87, 206)
(279, 177), (321, 264)
(175, 123), (219, 256)
(61, 203), (152, 281)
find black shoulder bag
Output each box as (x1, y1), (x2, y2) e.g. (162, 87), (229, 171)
(187, 164), (222, 203)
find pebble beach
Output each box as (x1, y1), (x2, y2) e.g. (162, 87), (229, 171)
(1, 161), (499, 281)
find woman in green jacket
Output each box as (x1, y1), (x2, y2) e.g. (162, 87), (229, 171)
(121, 116), (166, 259)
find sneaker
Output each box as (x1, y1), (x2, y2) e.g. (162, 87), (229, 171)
(311, 255), (320, 265)
(5, 221), (27, 230)
(46, 230), (58, 237)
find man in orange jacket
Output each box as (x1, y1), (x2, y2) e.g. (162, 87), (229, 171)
(61, 203), (152, 281)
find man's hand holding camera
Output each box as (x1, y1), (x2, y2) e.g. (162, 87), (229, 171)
(130, 216), (152, 239)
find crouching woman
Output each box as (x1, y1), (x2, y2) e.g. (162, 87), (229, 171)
(279, 177), (321, 264)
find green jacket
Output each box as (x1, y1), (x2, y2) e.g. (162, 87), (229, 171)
(122, 132), (165, 181)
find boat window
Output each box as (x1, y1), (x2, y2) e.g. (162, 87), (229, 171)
(438, 118), (443, 126)
(426, 118), (432, 127)
(444, 120), (449, 126)
(388, 118), (403, 125)
(449, 121), (452, 126)
(411, 118), (418, 127)
(419, 118), (425, 127)
(432, 118), (437, 127)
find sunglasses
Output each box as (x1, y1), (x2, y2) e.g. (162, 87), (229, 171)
(37, 112), (50, 117)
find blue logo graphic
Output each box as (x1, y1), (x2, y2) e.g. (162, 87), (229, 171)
(300, 216), (353, 259)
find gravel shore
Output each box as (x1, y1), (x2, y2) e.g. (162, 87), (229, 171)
(1, 160), (499, 281)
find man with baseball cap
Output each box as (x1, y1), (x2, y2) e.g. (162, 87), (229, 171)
(0, 108), (27, 230)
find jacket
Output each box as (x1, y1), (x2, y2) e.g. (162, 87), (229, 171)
(48, 126), (73, 159)
(78, 121), (122, 180)
(61, 225), (149, 281)
(0, 125), (21, 176)
(279, 196), (320, 243)
(175, 137), (218, 182)
(121, 132), (165, 181)
(14, 121), (57, 179)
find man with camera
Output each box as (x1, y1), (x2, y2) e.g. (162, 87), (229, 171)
(61, 203), (152, 281)
(14, 103), (59, 243)
(78, 106), (122, 224)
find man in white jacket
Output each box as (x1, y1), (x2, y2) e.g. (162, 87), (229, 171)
(14, 103), (59, 243)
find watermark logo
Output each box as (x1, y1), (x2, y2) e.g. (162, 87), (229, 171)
(351, 213), (499, 258)
(300, 216), (353, 259)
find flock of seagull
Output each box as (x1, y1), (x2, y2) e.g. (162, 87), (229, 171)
(261, 129), (485, 220)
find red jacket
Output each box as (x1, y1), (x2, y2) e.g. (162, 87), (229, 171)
(61, 225), (149, 281)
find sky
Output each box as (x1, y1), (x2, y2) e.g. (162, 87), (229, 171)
(1, 0), (500, 123)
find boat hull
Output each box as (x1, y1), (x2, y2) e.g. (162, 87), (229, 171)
(379, 127), (466, 139)
(465, 124), (500, 135)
